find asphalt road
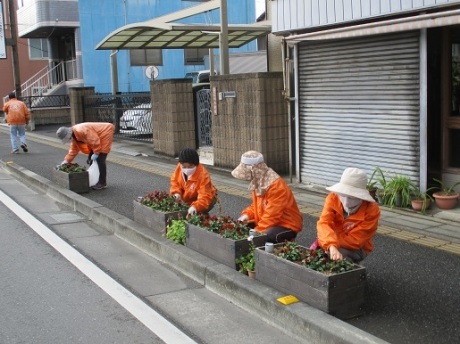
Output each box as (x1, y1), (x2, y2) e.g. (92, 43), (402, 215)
(0, 200), (165, 344)
(1, 125), (459, 344)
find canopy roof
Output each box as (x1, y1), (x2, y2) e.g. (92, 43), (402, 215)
(96, 21), (271, 50)
(95, 0), (270, 51)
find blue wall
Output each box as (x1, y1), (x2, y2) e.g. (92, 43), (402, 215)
(78, 0), (257, 93)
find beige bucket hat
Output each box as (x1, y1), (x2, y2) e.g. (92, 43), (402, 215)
(326, 167), (375, 202)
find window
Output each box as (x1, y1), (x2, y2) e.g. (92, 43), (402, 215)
(184, 48), (207, 65)
(130, 49), (163, 66)
(29, 38), (49, 59)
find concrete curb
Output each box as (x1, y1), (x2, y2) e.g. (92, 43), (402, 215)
(1, 161), (389, 344)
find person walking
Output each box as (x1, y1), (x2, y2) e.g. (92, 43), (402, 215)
(231, 150), (303, 243)
(56, 122), (115, 190)
(3, 92), (31, 154)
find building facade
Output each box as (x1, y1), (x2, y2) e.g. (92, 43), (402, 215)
(78, 0), (258, 93)
(272, 0), (460, 191)
(14, 0), (258, 95)
(1, 0), (48, 99)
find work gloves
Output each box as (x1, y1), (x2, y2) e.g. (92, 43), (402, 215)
(187, 206), (197, 216)
(238, 214), (249, 222)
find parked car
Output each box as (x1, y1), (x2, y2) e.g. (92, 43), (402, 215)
(120, 103), (152, 136)
(185, 70), (217, 84)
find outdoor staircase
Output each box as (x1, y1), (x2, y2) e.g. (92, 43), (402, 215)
(4, 59), (80, 103)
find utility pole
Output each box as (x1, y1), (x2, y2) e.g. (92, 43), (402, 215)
(219, 0), (229, 75)
(6, 0), (21, 97)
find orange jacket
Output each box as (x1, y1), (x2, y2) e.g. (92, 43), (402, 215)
(317, 193), (380, 255)
(3, 99), (30, 125)
(170, 163), (217, 212)
(64, 122), (114, 162)
(242, 178), (303, 233)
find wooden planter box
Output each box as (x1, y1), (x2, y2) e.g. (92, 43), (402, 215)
(186, 223), (267, 270)
(133, 200), (187, 234)
(255, 245), (367, 319)
(52, 169), (90, 194)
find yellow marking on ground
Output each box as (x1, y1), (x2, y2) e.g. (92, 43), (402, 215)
(386, 231), (424, 241)
(377, 225), (400, 235)
(437, 243), (460, 255)
(411, 236), (450, 247)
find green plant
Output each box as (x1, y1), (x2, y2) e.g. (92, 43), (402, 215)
(187, 214), (250, 240)
(411, 186), (436, 214)
(302, 248), (354, 274)
(56, 163), (86, 173)
(235, 242), (255, 273)
(367, 166), (384, 191)
(432, 178), (460, 196)
(139, 190), (188, 212)
(385, 174), (413, 208)
(274, 241), (303, 262)
(166, 219), (186, 245)
(274, 242), (355, 274)
(370, 167), (390, 204)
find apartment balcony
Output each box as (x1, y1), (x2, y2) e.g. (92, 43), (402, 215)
(17, 0), (79, 38)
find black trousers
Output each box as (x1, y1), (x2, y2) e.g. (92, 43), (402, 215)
(95, 153), (108, 184)
(248, 223), (297, 243)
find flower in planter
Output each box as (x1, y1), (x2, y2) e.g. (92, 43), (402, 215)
(187, 213), (251, 240)
(273, 241), (355, 274)
(56, 162), (87, 174)
(139, 190), (188, 212)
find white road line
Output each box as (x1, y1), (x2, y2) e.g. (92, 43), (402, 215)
(0, 190), (197, 344)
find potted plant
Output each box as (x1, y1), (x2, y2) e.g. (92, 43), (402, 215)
(432, 178), (460, 210)
(133, 190), (188, 234)
(367, 167), (384, 200)
(186, 214), (266, 270)
(385, 174), (413, 208)
(372, 167), (388, 204)
(255, 241), (366, 319)
(235, 241), (256, 278)
(410, 185), (435, 214)
(53, 162), (89, 194)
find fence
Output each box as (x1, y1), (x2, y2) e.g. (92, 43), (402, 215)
(22, 95), (70, 109)
(83, 93), (152, 142)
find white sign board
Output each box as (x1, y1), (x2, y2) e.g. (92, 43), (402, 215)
(0, 2), (6, 59)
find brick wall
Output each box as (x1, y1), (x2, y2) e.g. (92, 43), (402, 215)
(151, 79), (195, 158)
(30, 108), (71, 129)
(211, 72), (289, 174)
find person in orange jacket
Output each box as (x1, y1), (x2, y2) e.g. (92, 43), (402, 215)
(56, 122), (115, 190)
(315, 167), (381, 263)
(170, 148), (217, 216)
(3, 92), (31, 154)
(231, 150), (303, 243)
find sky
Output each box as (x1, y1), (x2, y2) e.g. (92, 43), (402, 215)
(256, 0), (265, 17)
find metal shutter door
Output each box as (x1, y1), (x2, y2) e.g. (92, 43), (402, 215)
(298, 32), (420, 186)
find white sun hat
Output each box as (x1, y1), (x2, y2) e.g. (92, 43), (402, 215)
(326, 167), (375, 202)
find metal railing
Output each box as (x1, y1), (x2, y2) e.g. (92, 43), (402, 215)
(83, 93), (153, 142)
(3, 59), (79, 103)
(22, 95), (70, 109)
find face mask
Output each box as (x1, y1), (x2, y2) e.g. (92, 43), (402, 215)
(181, 166), (197, 177)
(339, 195), (362, 215)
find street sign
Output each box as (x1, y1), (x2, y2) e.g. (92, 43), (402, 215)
(144, 65), (159, 80)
